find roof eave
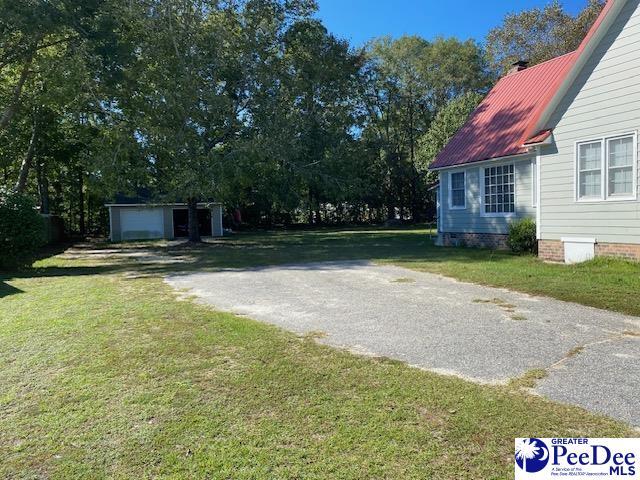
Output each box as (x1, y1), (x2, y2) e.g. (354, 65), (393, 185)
(526, 0), (627, 137)
(429, 151), (532, 172)
(523, 131), (554, 148)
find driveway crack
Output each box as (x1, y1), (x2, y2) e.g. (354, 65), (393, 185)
(548, 331), (638, 371)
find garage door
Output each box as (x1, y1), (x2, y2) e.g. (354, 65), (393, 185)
(120, 208), (164, 240)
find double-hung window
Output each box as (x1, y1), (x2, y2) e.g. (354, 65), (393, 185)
(449, 171), (466, 209)
(577, 141), (603, 199)
(607, 136), (635, 197)
(483, 164), (515, 215)
(576, 133), (636, 201)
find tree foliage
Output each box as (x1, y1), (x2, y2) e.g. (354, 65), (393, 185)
(0, 0), (604, 240)
(486, 0), (605, 75)
(417, 91), (483, 179)
(360, 36), (489, 220)
(0, 187), (45, 268)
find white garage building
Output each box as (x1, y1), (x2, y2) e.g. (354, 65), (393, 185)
(106, 202), (224, 242)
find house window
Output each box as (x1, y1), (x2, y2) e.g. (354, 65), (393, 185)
(483, 164), (515, 214)
(576, 133), (636, 201)
(607, 136), (634, 197)
(578, 141), (603, 199)
(449, 171), (466, 209)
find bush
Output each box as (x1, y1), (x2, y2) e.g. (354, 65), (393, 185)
(0, 188), (46, 269)
(507, 218), (537, 254)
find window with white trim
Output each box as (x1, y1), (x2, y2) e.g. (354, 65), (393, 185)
(576, 133), (637, 201)
(607, 136), (634, 197)
(450, 171), (466, 209)
(483, 164), (515, 214)
(577, 141), (602, 199)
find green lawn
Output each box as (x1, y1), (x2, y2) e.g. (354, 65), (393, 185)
(0, 227), (637, 479)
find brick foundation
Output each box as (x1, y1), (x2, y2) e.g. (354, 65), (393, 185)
(539, 239), (640, 262)
(439, 232), (509, 250)
(595, 242), (640, 261)
(538, 240), (564, 262)
(440, 234), (640, 262)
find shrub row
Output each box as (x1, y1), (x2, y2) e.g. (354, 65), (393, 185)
(0, 188), (46, 269)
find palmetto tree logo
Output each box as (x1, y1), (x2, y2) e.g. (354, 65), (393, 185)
(515, 438), (550, 473)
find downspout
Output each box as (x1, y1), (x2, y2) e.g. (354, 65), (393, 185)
(536, 147), (542, 240)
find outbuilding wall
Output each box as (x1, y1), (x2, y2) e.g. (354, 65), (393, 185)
(108, 204), (224, 242)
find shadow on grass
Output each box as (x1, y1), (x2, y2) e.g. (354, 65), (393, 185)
(1, 229), (519, 282)
(0, 281), (23, 298)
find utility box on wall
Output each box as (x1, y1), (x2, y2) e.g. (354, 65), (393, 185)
(562, 237), (596, 264)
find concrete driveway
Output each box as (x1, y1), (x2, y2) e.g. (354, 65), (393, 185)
(166, 261), (640, 427)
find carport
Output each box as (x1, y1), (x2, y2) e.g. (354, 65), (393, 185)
(106, 202), (223, 241)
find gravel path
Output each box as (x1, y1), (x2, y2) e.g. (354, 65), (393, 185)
(166, 261), (640, 427)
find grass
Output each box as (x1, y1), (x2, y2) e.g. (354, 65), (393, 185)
(0, 226), (637, 478)
(508, 369), (550, 390)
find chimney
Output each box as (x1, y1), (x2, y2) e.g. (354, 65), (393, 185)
(508, 60), (529, 74)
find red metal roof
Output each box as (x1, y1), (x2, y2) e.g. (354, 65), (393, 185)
(430, 52), (577, 169)
(430, 0), (616, 170)
(523, 129), (553, 146)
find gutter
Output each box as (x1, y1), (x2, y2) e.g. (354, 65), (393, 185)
(429, 152), (532, 172)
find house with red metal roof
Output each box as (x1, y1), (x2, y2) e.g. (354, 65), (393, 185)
(431, 0), (640, 263)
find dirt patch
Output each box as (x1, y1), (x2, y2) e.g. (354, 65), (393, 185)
(473, 297), (525, 319)
(508, 368), (549, 390)
(392, 277), (416, 284)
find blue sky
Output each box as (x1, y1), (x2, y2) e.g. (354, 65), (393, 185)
(315, 0), (589, 46)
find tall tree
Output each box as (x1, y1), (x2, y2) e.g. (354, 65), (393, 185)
(279, 20), (362, 224)
(108, 0), (318, 240)
(486, 0), (605, 75)
(0, 0), (113, 133)
(417, 91), (483, 179)
(361, 36), (489, 221)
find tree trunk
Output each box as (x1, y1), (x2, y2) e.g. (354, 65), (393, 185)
(410, 168), (419, 223)
(15, 115), (38, 193)
(308, 189), (315, 225)
(0, 55), (33, 133)
(187, 197), (201, 242)
(36, 159), (49, 214)
(78, 166), (85, 237)
(408, 88), (417, 223)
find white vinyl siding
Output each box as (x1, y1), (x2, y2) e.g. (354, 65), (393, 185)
(449, 172), (466, 209)
(540, 0), (640, 244)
